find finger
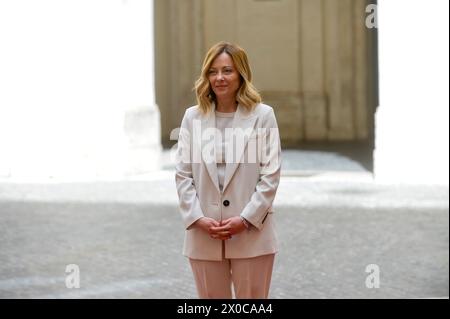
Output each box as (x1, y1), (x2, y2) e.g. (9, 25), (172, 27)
(207, 225), (218, 232)
(211, 233), (230, 240)
(220, 218), (232, 225)
(209, 227), (229, 233)
(208, 223), (224, 231)
(210, 231), (230, 237)
(204, 219), (218, 227)
(210, 229), (228, 235)
(210, 221), (221, 227)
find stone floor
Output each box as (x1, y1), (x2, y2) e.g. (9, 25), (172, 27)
(0, 149), (448, 299)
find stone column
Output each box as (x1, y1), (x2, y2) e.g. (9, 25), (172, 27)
(374, 0), (449, 185)
(0, 0), (161, 181)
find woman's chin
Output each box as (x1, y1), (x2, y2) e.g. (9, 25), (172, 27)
(214, 91), (235, 99)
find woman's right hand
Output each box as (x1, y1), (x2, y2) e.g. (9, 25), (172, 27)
(193, 217), (231, 240)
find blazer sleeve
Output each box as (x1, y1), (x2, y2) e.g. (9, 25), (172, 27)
(175, 109), (205, 229)
(240, 108), (282, 230)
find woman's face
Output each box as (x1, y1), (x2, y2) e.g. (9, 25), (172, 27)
(208, 52), (241, 101)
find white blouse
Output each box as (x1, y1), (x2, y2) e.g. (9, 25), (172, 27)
(214, 110), (235, 192)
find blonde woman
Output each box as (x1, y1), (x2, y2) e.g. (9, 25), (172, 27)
(175, 42), (281, 299)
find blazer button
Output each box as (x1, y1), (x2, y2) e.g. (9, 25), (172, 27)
(223, 200), (230, 207)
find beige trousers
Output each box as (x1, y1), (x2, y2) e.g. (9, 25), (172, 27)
(189, 252), (275, 299)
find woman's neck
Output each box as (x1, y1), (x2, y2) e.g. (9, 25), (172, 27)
(216, 98), (238, 113)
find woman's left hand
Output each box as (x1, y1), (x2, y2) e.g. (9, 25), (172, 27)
(209, 216), (247, 240)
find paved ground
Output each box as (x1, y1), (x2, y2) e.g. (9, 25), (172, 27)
(0, 150), (448, 298)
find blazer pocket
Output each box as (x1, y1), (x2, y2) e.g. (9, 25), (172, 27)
(261, 210), (273, 224)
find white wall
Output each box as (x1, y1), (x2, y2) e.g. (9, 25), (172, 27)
(0, 0), (160, 181)
(375, 0), (449, 185)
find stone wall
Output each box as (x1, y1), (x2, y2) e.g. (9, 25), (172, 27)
(156, 0), (377, 147)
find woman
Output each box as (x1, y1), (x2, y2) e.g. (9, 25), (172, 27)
(175, 42), (281, 299)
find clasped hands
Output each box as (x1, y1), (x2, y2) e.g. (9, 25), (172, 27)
(194, 216), (247, 240)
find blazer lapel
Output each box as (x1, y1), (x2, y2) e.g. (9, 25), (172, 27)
(222, 104), (257, 193)
(200, 105), (220, 193)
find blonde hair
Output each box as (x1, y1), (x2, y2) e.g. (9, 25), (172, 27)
(194, 42), (262, 114)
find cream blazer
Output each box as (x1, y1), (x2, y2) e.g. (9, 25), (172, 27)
(175, 103), (281, 261)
